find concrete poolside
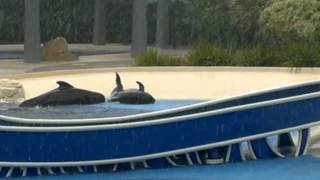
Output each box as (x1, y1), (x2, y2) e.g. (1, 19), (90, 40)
(0, 43), (133, 76)
(0, 53), (133, 75)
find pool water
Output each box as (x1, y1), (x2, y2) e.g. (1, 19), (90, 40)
(15, 156), (320, 180)
(0, 99), (205, 119)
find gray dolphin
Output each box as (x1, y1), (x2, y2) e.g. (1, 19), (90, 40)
(20, 81), (105, 107)
(109, 73), (155, 104)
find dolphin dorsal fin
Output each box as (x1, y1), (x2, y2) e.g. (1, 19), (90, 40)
(136, 81), (145, 92)
(56, 81), (74, 90)
(115, 72), (123, 91)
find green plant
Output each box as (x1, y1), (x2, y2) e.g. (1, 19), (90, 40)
(134, 50), (158, 66)
(0, 0), (267, 47)
(134, 42), (320, 68)
(259, 0), (320, 45)
(280, 43), (320, 67)
(228, 0), (268, 47)
(134, 49), (184, 66)
(233, 43), (320, 67)
(186, 43), (232, 66)
(232, 44), (282, 66)
(0, 0), (133, 43)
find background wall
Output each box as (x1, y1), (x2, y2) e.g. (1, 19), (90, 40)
(12, 67), (320, 99)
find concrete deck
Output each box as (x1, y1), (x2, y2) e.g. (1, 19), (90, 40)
(0, 44), (134, 75)
(0, 43), (131, 54)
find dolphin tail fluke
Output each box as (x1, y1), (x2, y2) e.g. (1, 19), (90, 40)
(115, 72), (124, 91)
(136, 81), (145, 92)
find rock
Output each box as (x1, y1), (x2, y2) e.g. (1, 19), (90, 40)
(42, 37), (78, 62)
(0, 79), (25, 102)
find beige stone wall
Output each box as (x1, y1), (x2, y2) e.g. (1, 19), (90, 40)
(7, 67), (320, 100)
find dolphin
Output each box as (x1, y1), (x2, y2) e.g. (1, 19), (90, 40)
(19, 81), (105, 107)
(109, 73), (155, 104)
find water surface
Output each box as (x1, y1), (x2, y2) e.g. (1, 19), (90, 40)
(0, 100), (205, 119)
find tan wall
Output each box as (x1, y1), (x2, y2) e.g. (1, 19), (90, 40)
(6, 67), (320, 100)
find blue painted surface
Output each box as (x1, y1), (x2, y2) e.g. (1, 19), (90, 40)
(251, 138), (278, 159)
(229, 144), (242, 162)
(298, 129), (310, 156)
(13, 156), (320, 180)
(1, 95), (320, 162)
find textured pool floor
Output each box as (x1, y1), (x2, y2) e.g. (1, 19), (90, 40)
(12, 156), (320, 180)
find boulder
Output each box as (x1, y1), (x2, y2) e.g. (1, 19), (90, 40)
(0, 79), (25, 102)
(42, 37), (78, 62)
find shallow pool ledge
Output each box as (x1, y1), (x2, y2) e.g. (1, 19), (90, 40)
(2, 66), (320, 100)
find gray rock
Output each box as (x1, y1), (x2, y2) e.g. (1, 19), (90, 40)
(42, 37), (78, 62)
